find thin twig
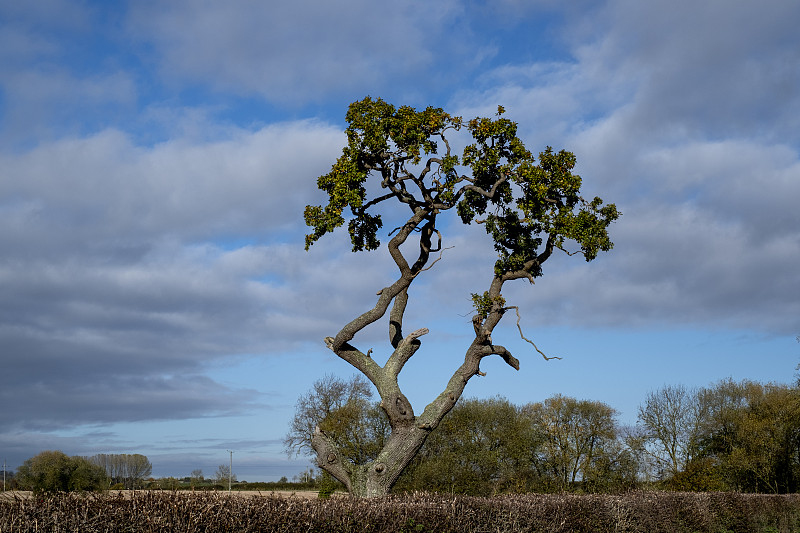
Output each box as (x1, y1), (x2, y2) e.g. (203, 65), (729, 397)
(509, 306), (562, 360)
(413, 246), (454, 278)
(556, 245), (580, 256)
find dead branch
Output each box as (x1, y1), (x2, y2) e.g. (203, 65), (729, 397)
(413, 245), (454, 278)
(508, 306), (562, 361)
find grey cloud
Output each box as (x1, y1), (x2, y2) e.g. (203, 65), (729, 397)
(443, 0), (800, 335)
(460, 1), (800, 148)
(0, 0), (91, 31)
(127, 0), (465, 104)
(575, 0), (800, 145)
(2, 374), (259, 432)
(0, 240), (346, 430)
(0, 3), (137, 146)
(0, 121), (361, 431)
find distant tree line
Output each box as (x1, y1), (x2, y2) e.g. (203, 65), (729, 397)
(89, 453), (152, 489)
(286, 374), (800, 495)
(15, 452), (152, 493)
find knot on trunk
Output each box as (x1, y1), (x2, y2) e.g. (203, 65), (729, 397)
(396, 397), (407, 415)
(374, 463), (386, 474)
(326, 453), (337, 464)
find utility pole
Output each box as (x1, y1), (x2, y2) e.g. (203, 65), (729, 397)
(2, 459), (6, 491)
(227, 450), (233, 492)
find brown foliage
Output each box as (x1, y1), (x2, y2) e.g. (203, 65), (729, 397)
(2, 490), (800, 532)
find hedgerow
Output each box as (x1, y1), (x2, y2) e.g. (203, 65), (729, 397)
(2, 490), (800, 532)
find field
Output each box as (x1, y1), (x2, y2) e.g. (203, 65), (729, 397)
(2, 490), (800, 532)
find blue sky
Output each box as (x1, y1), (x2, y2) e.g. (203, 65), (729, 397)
(1, 0), (799, 482)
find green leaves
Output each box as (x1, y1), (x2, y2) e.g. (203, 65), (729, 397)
(304, 97), (462, 251)
(305, 97), (619, 277)
(471, 291), (506, 320)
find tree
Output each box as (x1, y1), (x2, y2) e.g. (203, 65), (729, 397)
(69, 456), (109, 492)
(90, 453), (152, 489)
(637, 384), (706, 481)
(397, 397), (539, 495)
(285, 374), (389, 466)
(698, 379), (800, 493)
(214, 464), (236, 485)
(190, 469), (204, 485)
(17, 451), (107, 493)
(526, 395), (620, 491)
(304, 97), (619, 497)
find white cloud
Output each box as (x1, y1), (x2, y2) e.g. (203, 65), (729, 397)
(1, 120), (343, 248)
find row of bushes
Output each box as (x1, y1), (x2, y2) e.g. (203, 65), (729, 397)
(3, 490), (800, 532)
(152, 481), (321, 492)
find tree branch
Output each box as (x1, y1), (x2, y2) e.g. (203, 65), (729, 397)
(311, 426), (353, 492)
(508, 306), (562, 361)
(385, 328), (429, 378)
(389, 287), (408, 348)
(462, 174), (509, 199)
(330, 209), (428, 352)
(359, 191), (397, 211)
(324, 337), (384, 382)
(478, 344), (521, 370)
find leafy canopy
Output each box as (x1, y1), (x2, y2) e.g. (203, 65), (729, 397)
(305, 97), (618, 282)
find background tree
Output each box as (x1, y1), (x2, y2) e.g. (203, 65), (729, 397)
(637, 384), (706, 481)
(395, 395), (636, 495)
(214, 464), (236, 486)
(303, 97), (619, 497)
(697, 379), (800, 493)
(526, 395), (621, 491)
(90, 453), (152, 489)
(396, 397), (539, 495)
(190, 469), (204, 485)
(285, 374), (389, 466)
(634, 379), (800, 492)
(17, 450), (107, 493)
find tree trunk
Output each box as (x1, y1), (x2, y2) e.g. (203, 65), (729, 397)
(309, 208), (525, 497)
(313, 421), (431, 497)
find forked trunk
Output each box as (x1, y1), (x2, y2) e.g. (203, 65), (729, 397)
(314, 423), (430, 498)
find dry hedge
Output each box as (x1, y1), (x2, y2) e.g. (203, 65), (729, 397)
(1, 490), (799, 533)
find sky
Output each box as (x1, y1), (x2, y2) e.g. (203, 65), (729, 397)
(1, 0), (799, 483)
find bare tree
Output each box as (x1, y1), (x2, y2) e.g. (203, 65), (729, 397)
(90, 453), (151, 489)
(190, 469), (204, 485)
(303, 97), (619, 496)
(637, 384), (706, 479)
(214, 464), (236, 485)
(285, 374), (390, 466)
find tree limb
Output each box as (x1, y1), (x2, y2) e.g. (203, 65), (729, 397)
(478, 344), (521, 370)
(385, 328), (429, 378)
(311, 426), (353, 493)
